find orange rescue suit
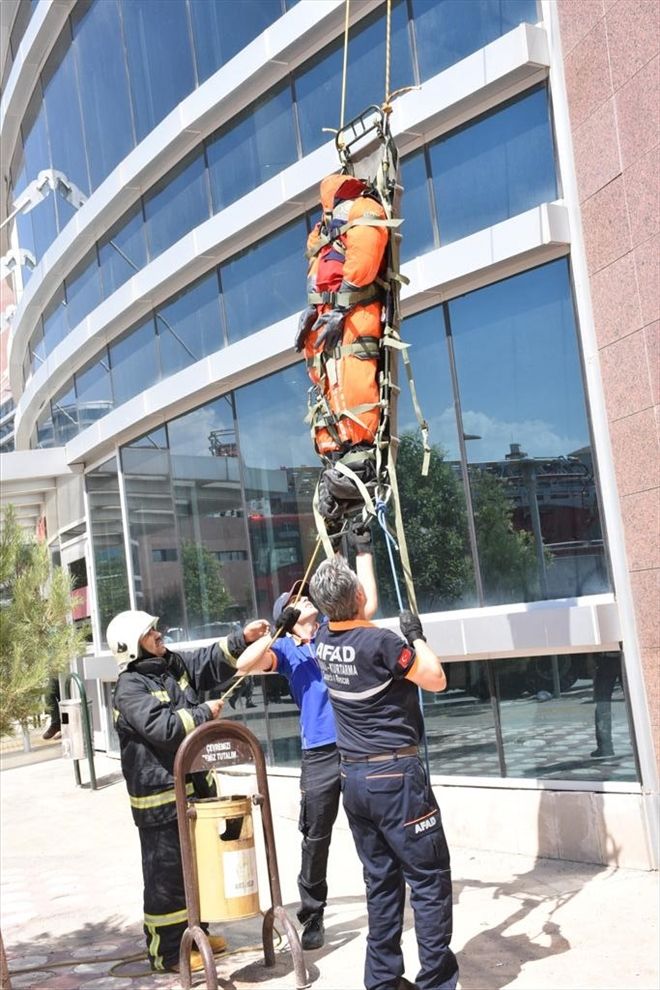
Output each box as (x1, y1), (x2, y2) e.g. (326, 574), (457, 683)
(304, 174), (388, 456)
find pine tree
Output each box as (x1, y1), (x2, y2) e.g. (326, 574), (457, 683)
(0, 505), (87, 737)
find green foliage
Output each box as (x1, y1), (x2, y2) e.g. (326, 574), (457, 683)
(94, 550), (130, 637)
(181, 541), (234, 630)
(0, 505), (88, 737)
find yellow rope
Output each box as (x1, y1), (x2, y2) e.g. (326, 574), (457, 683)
(384, 0), (392, 107)
(220, 535), (324, 705)
(339, 0), (350, 131)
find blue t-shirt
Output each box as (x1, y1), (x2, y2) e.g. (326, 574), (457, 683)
(271, 632), (337, 750)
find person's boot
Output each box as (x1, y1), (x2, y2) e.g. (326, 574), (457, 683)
(301, 915), (324, 950)
(207, 935), (227, 955)
(42, 722), (61, 740)
(167, 936), (227, 973)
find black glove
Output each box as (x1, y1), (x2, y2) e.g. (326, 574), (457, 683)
(347, 516), (372, 551)
(226, 628), (248, 659)
(275, 606), (301, 635)
(399, 610), (426, 646)
(295, 305), (317, 352)
(313, 308), (346, 351)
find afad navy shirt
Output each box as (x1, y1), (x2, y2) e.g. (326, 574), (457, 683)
(314, 619), (423, 758)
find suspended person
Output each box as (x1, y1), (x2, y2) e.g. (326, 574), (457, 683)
(295, 173), (390, 527)
(107, 609), (266, 973)
(234, 519), (377, 951)
(309, 556), (459, 990)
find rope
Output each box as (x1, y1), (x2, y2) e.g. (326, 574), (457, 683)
(340, 0), (350, 130)
(220, 537), (324, 706)
(384, 0), (392, 108)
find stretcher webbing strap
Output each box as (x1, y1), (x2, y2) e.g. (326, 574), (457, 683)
(332, 458), (378, 518)
(305, 215), (402, 259)
(313, 479), (337, 560)
(386, 436), (419, 615)
(307, 284), (382, 308)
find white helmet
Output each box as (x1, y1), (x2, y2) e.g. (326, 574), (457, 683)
(106, 610), (159, 673)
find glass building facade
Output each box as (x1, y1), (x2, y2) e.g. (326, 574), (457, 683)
(3, 0), (656, 837)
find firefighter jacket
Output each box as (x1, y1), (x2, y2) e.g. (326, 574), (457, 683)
(304, 174), (389, 454)
(113, 642), (237, 828)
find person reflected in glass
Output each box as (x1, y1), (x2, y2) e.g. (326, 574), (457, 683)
(591, 651), (622, 758)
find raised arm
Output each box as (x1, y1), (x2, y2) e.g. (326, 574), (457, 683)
(399, 611), (447, 692)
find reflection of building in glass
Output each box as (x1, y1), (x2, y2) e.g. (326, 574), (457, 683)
(1, 1), (657, 869)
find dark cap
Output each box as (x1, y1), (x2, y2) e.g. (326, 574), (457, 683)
(272, 579), (310, 623)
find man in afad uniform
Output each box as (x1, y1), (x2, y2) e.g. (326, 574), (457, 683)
(309, 555), (459, 990)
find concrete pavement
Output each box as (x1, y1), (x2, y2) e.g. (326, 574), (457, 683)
(1, 750), (658, 990)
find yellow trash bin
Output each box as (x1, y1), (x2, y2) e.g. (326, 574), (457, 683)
(191, 795), (260, 922)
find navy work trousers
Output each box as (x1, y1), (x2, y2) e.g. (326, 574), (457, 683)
(340, 755), (458, 990)
(298, 743), (341, 924)
(139, 820), (209, 971)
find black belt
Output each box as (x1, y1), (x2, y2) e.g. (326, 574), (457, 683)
(341, 745), (418, 764)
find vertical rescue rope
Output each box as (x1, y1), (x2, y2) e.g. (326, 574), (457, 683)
(384, 0), (392, 107)
(340, 0), (350, 130)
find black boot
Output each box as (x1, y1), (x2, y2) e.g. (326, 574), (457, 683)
(301, 916), (324, 950)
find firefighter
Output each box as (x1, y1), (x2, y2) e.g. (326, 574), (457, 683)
(309, 558), (459, 990)
(107, 609), (267, 973)
(296, 173), (389, 462)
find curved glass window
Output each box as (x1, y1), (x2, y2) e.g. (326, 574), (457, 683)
(400, 149), (436, 263)
(64, 249), (101, 335)
(122, 0), (195, 142)
(72, 0), (134, 189)
(74, 351), (114, 425)
(144, 149), (210, 259)
(86, 456), (130, 641)
(412, 0), (538, 79)
(98, 203), (147, 297)
(109, 317), (159, 407)
(221, 217), (308, 343)
(156, 271), (224, 376)
(42, 26), (91, 199)
(190, 0), (284, 84)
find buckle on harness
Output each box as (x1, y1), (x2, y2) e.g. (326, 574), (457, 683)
(320, 291), (335, 306)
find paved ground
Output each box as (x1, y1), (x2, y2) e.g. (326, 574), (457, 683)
(1, 749), (658, 990)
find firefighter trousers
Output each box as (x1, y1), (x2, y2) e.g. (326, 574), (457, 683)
(297, 743), (341, 924)
(340, 755), (459, 990)
(139, 820), (208, 971)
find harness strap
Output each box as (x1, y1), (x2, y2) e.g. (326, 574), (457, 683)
(307, 283), (383, 308)
(306, 215), (402, 259)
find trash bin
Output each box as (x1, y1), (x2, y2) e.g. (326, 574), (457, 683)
(191, 795), (260, 921)
(58, 697), (91, 760)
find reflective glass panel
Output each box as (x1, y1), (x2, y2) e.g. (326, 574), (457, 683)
(122, 437), (185, 624)
(72, 0), (135, 189)
(156, 271), (224, 376)
(412, 0), (539, 80)
(29, 322), (46, 377)
(50, 384), (78, 445)
(168, 397), (253, 636)
(41, 25), (91, 197)
(206, 83), (297, 212)
(377, 306), (476, 615)
(190, 0), (283, 83)
(221, 217), (307, 343)
(449, 259), (609, 603)
(21, 86), (58, 260)
(41, 285), (68, 355)
(121, 0), (195, 142)
(144, 150), (210, 260)
(64, 249), (101, 334)
(400, 149), (436, 263)
(493, 650), (637, 782)
(74, 351), (114, 427)
(422, 661), (500, 776)
(234, 363), (320, 617)
(86, 456), (130, 642)
(109, 317), (159, 406)
(98, 203), (147, 298)
(429, 86), (557, 245)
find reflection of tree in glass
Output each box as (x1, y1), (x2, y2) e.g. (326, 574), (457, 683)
(374, 433), (473, 615)
(181, 541), (234, 630)
(94, 551), (130, 637)
(470, 469), (540, 604)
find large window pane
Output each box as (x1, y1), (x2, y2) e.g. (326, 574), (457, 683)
(400, 149), (436, 263)
(207, 84), (296, 212)
(51, 384), (78, 445)
(449, 259), (609, 603)
(429, 86), (557, 245)
(41, 285), (67, 354)
(144, 150), (209, 259)
(169, 398), (253, 636)
(423, 661), (500, 776)
(20, 87), (58, 260)
(234, 364), (320, 617)
(156, 271), (224, 376)
(72, 0), (134, 189)
(41, 25), (90, 198)
(109, 317), (159, 406)
(122, 0), (195, 142)
(190, 0), (283, 84)
(65, 249), (101, 334)
(295, 1), (413, 156)
(98, 203), (147, 298)
(378, 306), (476, 615)
(74, 351), (114, 427)
(221, 218), (307, 343)
(494, 650), (637, 782)
(86, 456), (130, 642)
(412, 0), (539, 80)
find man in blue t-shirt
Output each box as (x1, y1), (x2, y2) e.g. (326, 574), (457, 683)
(309, 555), (459, 990)
(236, 533), (377, 951)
